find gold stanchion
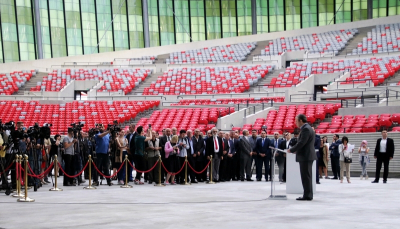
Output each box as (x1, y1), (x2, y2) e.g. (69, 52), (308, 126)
(49, 155), (63, 191)
(207, 155), (215, 184)
(154, 155), (165, 187)
(12, 155), (24, 198)
(84, 155), (96, 189)
(18, 155), (35, 202)
(121, 155), (133, 188)
(182, 156), (190, 185)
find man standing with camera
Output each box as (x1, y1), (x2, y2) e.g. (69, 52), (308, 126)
(134, 126), (152, 185)
(63, 129), (77, 186)
(93, 124), (113, 186)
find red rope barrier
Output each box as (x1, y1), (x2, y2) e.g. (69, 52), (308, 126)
(25, 162), (54, 178)
(58, 161), (89, 179)
(128, 160), (159, 174)
(91, 160), (125, 179)
(187, 160), (211, 174)
(20, 163), (24, 186)
(0, 161), (14, 176)
(161, 161), (186, 176)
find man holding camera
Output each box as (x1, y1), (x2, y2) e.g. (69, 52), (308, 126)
(134, 126), (152, 185)
(93, 124), (113, 186)
(63, 128), (77, 186)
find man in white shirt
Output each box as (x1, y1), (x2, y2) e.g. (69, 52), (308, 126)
(372, 130), (394, 183)
(206, 128), (223, 182)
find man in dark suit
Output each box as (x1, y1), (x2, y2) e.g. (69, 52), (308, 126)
(329, 134), (342, 180)
(227, 131), (237, 181)
(206, 128), (223, 182)
(287, 114), (317, 201)
(313, 129), (321, 184)
(125, 124), (136, 182)
(271, 132), (284, 182)
(159, 128), (172, 183)
(233, 131), (241, 180)
(255, 130), (271, 181)
(219, 132), (230, 182)
(239, 130), (254, 181)
(372, 130), (395, 183)
(192, 129), (206, 182)
(279, 132), (292, 182)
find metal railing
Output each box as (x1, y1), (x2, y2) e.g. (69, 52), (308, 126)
(340, 88), (400, 107)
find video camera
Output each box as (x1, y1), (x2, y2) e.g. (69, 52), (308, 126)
(107, 120), (121, 133)
(69, 122), (84, 139)
(0, 120), (15, 131)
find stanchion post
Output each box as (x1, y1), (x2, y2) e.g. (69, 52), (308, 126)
(84, 155), (96, 189)
(18, 155), (34, 202)
(121, 155), (133, 188)
(12, 155), (24, 198)
(49, 155), (62, 191)
(182, 156), (190, 185)
(207, 155), (215, 184)
(154, 155), (165, 187)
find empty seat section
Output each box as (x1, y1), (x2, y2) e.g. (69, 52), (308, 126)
(0, 70), (37, 95)
(166, 42), (256, 64)
(143, 65), (274, 95)
(0, 100), (159, 134)
(262, 29), (357, 56)
(30, 68), (152, 95)
(172, 97), (285, 106)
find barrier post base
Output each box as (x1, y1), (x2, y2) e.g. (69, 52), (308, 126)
(120, 184), (133, 188)
(49, 187), (63, 191)
(206, 180), (215, 184)
(268, 195), (287, 200)
(154, 183), (165, 187)
(17, 197), (35, 202)
(83, 186), (96, 190)
(12, 193), (24, 198)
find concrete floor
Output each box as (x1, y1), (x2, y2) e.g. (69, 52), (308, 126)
(0, 176), (398, 229)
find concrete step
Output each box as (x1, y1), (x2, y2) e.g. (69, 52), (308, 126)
(337, 26), (375, 56)
(15, 72), (48, 95)
(247, 40), (270, 59)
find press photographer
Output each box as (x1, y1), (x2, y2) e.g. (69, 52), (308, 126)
(63, 128), (77, 186)
(93, 124), (114, 186)
(69, 122), (86, 185)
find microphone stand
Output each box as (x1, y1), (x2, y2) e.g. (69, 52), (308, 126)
(267, 146), (290, 200)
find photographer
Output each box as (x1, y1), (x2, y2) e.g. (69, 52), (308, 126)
(93, 124), (113, 186)
(134, 126), (152, 185)
(41, 137), (51, 184)
(63, 129), (77, 186)
(50, 134), (62, 177)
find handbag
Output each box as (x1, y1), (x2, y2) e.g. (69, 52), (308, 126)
(343, 151), (352, 163)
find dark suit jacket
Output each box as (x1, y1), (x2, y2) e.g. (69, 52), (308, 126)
(314, 135), (321, 157)
(228, 139), (236, 155)
(329, 140), (342, 158)
(256, 138), (271, 157)
(270, 138), (283, 157)
(126, 132), (137, 154)
(374, 138), (395, 158)
(206, 136), (223, 158)
(191, 136), (205, 161)
(234, 138), (241, 156)
(239, 136), (252, 158)
(222, 138), (230, 157)
(289, 123), (317, 162)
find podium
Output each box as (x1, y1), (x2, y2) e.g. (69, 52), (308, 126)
(286, 152), (316, 194)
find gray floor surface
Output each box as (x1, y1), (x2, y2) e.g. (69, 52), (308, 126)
(0, 176), (398, 229)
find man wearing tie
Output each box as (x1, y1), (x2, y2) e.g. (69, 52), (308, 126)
(125, 124), (136, 182)
(279, 132), (292, 182)
(193, 129), (206, 182)
(271, 132), (284, 182)
(287, 114), (317, 201)
(239, 130), (254, 181)
(227, 131), (236, 181)
(186, 130), (198, 183)
(206, 128), (223, 182)
(159, 128), (173, 183)
(255, 130), (271, 181)
(219, 132), (230, 182)
(372, 130), (395, 184)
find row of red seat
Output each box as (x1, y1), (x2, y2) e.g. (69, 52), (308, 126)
(232, 103), (340, 134)
(0, 70), (35, 95)
(0, 100), (159, 134)
(171, 97), (285, 106)
(136, 107), (235, 133)
(315, 114), (400, 134)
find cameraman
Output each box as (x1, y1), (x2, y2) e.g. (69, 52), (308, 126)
(50, 134), (62, 177)
(93, 124), (113, 186)
(63, 129), (77, 186)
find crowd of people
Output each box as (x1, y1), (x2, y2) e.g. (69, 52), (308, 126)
(0, 121), (395, 191)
